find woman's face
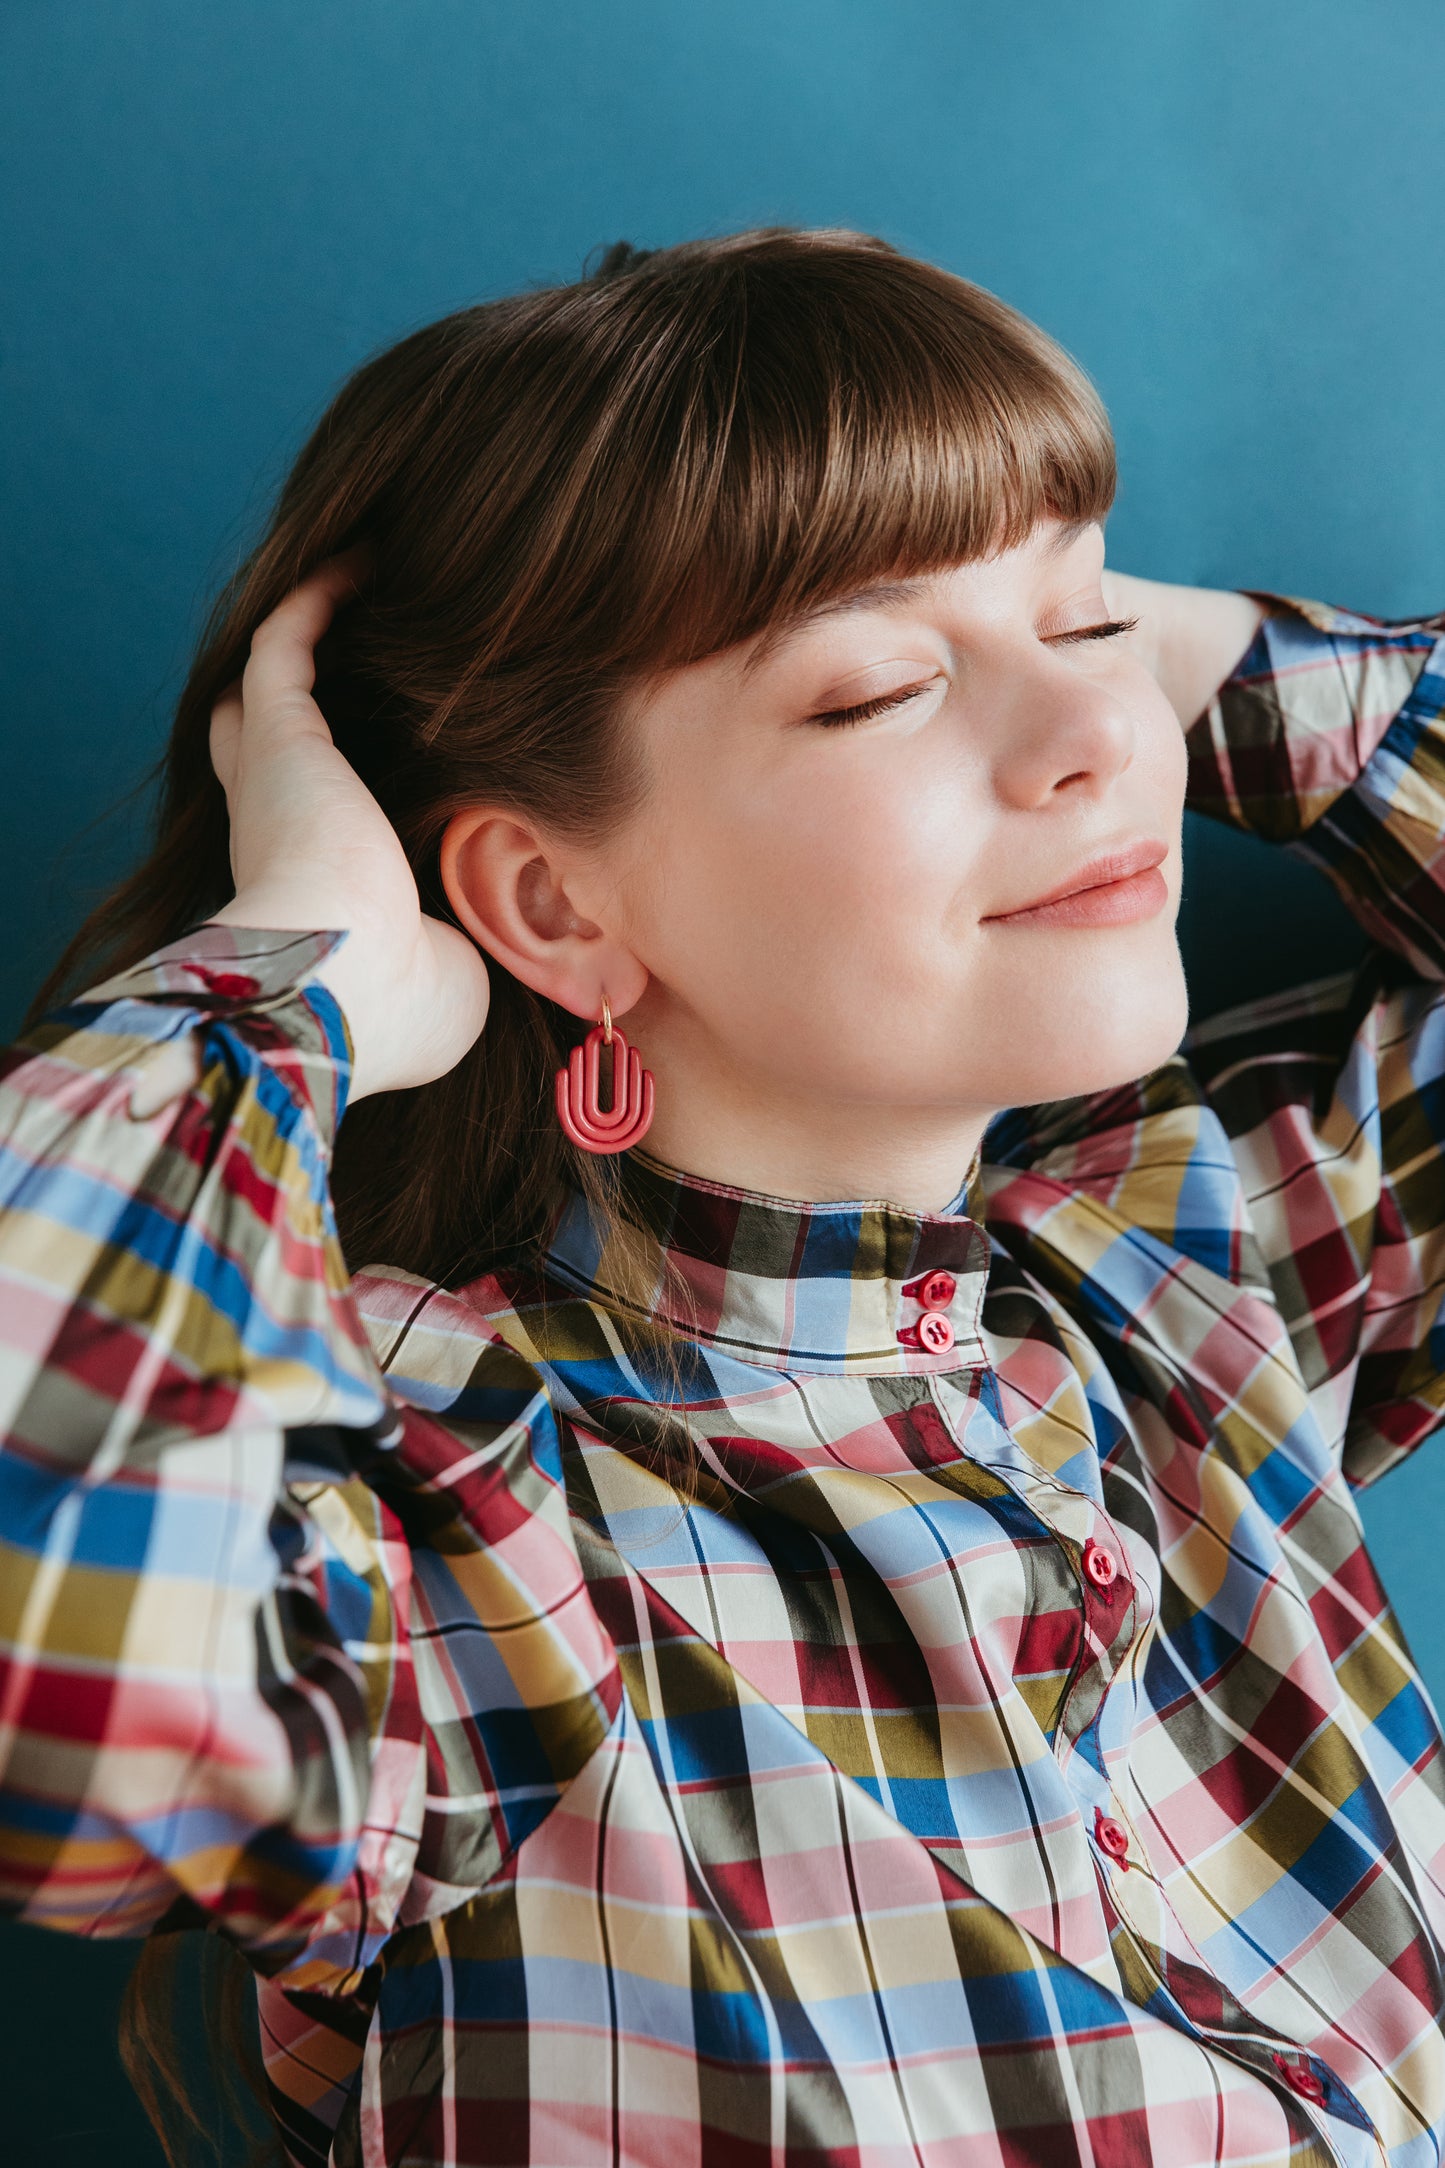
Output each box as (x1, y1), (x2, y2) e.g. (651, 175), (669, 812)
(596, 516), (1189, 1196)
(449, 513), (1190, 1208)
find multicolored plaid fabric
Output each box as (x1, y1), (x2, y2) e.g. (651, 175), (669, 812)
(3, 591), (1445, 2166)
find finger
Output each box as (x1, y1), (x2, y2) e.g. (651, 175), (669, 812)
(242, 556), (366, 714)
(243, 587), (346, 708)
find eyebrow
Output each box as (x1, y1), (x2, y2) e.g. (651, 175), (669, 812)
(741, 518), (1097, 678)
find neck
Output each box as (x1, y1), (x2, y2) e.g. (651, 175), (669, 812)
(635, 1060), (992, 1216)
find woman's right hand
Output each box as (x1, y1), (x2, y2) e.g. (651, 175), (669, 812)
(206, 557), (492, 1101)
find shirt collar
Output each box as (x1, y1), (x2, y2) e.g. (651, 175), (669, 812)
(543, 1146), (991, 1377)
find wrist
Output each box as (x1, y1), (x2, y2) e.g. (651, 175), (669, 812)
(1155, 586), (1269, 731)
(206, 899), (377, 1095)
(1104, 572), (1268, 730)
(209, 893), (352, 936)
(1101, 568), (1165, 681)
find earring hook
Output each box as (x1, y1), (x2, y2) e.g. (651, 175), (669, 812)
(600, 994), (613, 1045)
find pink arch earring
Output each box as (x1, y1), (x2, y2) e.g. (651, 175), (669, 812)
(555, 996), (656, 1155)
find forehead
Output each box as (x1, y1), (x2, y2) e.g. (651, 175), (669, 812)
(739, 516), (1101, 679)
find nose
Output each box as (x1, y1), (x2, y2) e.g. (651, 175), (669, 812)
(988, 652), (1136, 811)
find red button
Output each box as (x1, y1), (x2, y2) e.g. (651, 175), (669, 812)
(1271, 2054), (1325, 2103)
(1094, 1810), (1130, 1865)
(1082, 1539), (1118, 1593)
(906, 1270), (957, 1309)
(898, 1312), (955, 1354)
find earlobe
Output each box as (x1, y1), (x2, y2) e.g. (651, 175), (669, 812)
(438, 804), (648, 1024)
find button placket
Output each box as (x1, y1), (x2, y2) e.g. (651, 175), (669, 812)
(933, 1377), (1145, 1763)
(1056, 1604), (1145, 1815)
(1093, 1805), (1132, 1869)
(1093, 1851), (1377, 2156)
(1076, 1527), (1135, 1677)
(1271, 2053), (1327, 2105)
(897, 1270), (958, 1354)
(1066, 1520), (1132, 1669)
(1082, 1537), (1118, 1594)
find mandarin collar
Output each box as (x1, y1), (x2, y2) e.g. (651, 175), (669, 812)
(542, 1146), (991, 1377)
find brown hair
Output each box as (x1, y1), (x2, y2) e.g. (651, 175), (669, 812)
(29, 224), (1114, 1296)
(44, 225), (1115, 2162)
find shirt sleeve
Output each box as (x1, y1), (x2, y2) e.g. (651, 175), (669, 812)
(0, 925), (619, 1992)
(1186, 591), (1445, 975)
(1182, 596), (1445, 1488)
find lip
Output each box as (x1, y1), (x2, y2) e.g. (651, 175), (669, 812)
(982, 837), (1171, 928)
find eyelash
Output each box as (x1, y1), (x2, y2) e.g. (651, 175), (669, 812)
(808, 615), (1142, 728)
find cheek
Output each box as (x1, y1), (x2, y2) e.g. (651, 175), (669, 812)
(627, 689), (1190, 1104)
(649, 755), (968, 994)
(630, 761), (995, 1106)
(1152, 700), (1191, 807)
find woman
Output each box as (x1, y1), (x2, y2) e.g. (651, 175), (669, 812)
(1, 227), (1442, 2167)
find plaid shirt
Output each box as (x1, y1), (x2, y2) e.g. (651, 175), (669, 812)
(3, 593), (1445, 2168)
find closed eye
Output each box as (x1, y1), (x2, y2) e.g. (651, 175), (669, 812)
(808, 681), (940, 729)
(1047, 615), (1140, 645)
(807, 617), (1140, 728)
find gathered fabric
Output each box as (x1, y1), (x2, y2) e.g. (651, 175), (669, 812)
(3, 594), (1445, 2165)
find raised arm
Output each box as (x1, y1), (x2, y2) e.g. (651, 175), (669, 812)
(1094, 570), (1445, 1490)
(1106, 566), (1445, 977)
(0, 569), (617, 1990)
(0, 922), (398, 1968)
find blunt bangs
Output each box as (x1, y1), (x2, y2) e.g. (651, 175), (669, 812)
(561, 229), (1118, 674)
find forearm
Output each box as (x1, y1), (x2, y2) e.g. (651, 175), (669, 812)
(1102, 569), (1269, 731)
(0, 928), (397, 1952)
(1183, 590), (1445, 975)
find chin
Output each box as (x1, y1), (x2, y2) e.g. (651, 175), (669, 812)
(985, 957), (1191, 1110)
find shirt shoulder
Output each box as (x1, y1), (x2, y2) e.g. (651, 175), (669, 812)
(349, 1261), (550, 1411)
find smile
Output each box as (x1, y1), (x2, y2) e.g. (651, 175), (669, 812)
(982, 838), (1171, 928)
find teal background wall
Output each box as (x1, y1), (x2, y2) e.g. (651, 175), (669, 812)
(3, 3), (1444, 2159)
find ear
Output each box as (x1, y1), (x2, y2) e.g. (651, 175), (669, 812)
(439, 806), (648, 1022)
